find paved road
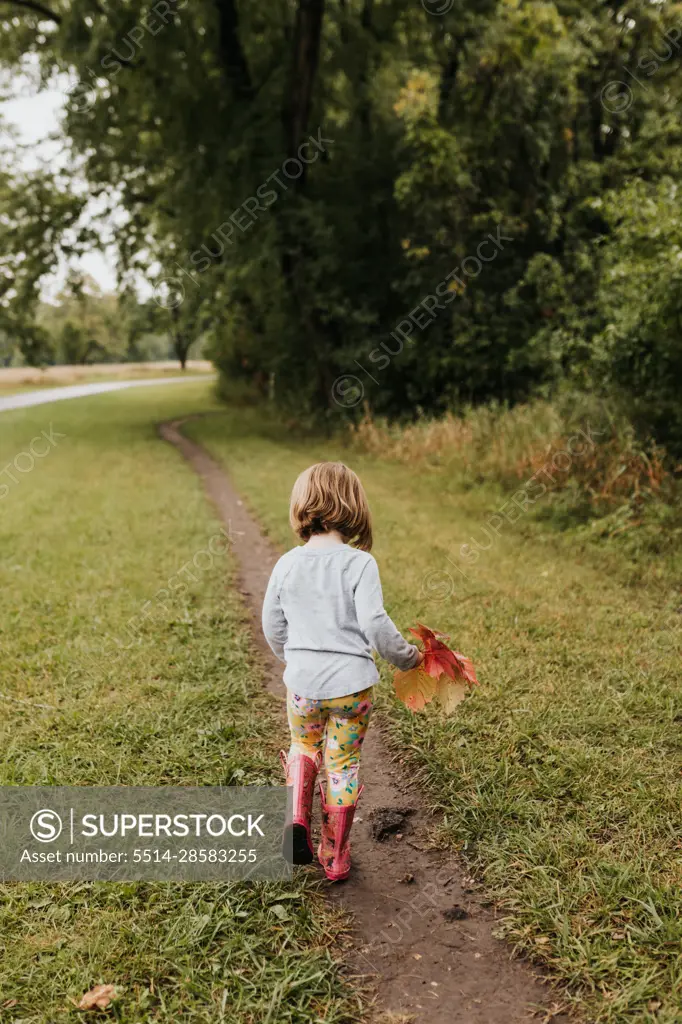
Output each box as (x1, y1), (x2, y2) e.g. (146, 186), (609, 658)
(0, 375), (215, 414)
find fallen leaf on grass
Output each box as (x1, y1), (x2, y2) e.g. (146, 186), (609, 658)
(77, 985), (117, 1011)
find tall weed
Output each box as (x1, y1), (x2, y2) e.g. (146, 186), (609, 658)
(351, 395), (674, 519)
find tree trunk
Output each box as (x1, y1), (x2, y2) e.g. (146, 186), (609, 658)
(169, 308), (190, 369)
(213, 0), (252, 97)
(175, 335), (189, 370)
(284, 0), (325, 166)
(276, 0), (327, 409)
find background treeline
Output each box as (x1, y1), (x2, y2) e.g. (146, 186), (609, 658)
(0, 273), (206, 368)
(2, 1), (682, 449)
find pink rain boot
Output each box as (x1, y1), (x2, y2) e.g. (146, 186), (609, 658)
(318, 783), (363, 882)
(280, 750), (322, 865)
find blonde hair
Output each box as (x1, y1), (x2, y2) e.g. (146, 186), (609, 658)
(289, 462), (373, 551)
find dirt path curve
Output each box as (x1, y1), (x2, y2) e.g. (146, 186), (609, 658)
(160, 416), (567, 1024)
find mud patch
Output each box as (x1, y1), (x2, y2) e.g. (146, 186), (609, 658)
(442, 905), (469, 922)
(370, 807), (415, 842)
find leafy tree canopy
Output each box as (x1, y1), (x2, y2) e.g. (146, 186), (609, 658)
(1, 0), (681, 443)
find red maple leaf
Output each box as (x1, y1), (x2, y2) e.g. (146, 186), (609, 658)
(409, 622), (479, 687)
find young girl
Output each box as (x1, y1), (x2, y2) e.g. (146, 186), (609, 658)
(262, 462), (422, 881)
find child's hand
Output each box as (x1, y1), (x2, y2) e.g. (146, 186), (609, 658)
(414, 649), (425, 668)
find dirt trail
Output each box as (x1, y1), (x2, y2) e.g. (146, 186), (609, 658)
(160, 417), (567, 1024)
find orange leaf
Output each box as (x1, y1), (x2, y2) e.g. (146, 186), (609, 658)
(78, 985), (117, 1011)
(393, 667), (438, 713)
(435, 677), (468, 714)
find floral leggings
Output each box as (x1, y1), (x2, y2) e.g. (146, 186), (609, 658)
(287, 687), (373, 806)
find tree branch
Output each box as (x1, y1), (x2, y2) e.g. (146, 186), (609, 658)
(0, 0), (62, 24)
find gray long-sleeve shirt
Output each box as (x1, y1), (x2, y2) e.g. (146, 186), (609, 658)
(261, 544), (420, 699)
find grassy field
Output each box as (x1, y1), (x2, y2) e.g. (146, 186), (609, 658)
(0, 383), (360, 1024)
(0, 362), (213, 397)
(188, 405), (682, 1024)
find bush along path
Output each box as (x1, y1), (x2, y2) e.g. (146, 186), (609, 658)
(160, 416), (567, 1024)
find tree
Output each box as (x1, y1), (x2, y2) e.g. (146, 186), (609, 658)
(16, 323), (55, 367)
(1, 0), (682, 447)
(39, 276), (127, 363)
(0, 328), (17, 366)
(58, 320), (87, 364)
(0, 157), (88, 355)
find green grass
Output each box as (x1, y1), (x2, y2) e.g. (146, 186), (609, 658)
(0, 364), (213, 398)
(188, 404), (682, 1024)
(0, 383), (361, 1024)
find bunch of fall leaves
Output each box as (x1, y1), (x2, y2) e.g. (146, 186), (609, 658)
(393, 624), (478, 714)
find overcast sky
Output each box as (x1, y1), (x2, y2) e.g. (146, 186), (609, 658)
(3, 78), (118, 298)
